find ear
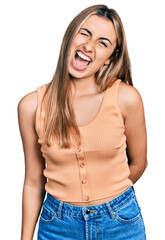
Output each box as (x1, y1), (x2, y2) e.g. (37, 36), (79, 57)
(116, 49), (119, 56)
(104, 58), (111, 66)
(104, 49), (120, 65)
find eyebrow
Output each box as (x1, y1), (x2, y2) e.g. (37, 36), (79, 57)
(80, 28), (112, 45)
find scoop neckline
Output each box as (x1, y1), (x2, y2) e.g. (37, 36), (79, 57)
(41, 80), (120, 129)
(78, 86), (110, 129)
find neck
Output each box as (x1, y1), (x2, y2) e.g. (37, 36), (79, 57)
(70, 75), (100, 97)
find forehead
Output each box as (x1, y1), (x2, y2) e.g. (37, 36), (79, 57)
(80, 14), (117, 44)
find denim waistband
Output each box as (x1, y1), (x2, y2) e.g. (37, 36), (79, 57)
(46, 187), (135, 220)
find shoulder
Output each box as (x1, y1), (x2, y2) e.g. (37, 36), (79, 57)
(117, 80), (144, 121)
(17, 90), (37, 124)
(18, 90), (37, 114)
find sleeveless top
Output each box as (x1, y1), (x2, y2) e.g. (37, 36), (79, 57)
(35, 79), (133, 206)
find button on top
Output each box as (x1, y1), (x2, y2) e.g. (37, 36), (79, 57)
(85, 196), (90, 201)
(82, 179), (86, 184)
(80, 163), (85, 168)
(76, 147), (81, 153)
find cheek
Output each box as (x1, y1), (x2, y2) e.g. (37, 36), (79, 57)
(69, 36), (84, 58)
(96, 49), (112, 65)
(71, 35), (85, 48)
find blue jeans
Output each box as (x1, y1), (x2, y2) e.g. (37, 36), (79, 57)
(37, 187), (146, 239)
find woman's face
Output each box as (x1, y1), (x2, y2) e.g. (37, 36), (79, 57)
(68, 14), (117, 79)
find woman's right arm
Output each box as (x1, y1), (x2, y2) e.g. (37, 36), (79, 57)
(18, 90), (47, 240)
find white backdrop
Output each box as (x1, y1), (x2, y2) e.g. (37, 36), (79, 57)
(0, 0), (164, 239)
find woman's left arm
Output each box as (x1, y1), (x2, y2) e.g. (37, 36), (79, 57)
(118, 81), (148, 184)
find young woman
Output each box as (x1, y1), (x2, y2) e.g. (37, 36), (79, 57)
(18, 4), (148, 240)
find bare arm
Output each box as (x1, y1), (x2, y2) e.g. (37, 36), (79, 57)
(18, 91), (47, 240)
(118, 81), (148, 184)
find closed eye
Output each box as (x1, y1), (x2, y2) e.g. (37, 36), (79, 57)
(80, 33), (89, 37)
(99, 41), (108, 47)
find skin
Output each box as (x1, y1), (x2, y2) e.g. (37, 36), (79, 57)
(18, 14), (147, 240)
(118, 82), (148, 184)
(68, 15), (147, 183)
(18, 93), (46, 240)
(68, 15), (117, 82)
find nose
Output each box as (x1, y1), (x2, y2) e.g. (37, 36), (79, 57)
(83, 39), (94, 53)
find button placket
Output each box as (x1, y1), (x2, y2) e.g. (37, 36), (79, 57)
(74, 146), (91, 202)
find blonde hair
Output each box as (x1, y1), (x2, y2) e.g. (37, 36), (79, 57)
(41, 4), (133, 148)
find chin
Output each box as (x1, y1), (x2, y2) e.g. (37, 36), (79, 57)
(68, 68), (87, 79)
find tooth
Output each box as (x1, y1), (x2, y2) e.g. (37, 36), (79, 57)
(77, 51), (91, 61)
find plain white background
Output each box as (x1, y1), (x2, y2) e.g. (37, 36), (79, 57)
(0, 0), (164, 239)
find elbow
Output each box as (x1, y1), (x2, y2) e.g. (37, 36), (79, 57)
(140, 159), (148, 176)
(141, 159), (148, 174)
(144, 159), (148, 171)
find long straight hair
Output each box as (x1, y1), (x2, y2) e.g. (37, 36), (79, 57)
(41, 5), (133, 148)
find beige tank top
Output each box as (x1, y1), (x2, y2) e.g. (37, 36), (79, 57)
(35, 79), (133, 206)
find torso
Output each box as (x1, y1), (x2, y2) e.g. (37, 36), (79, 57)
(35, 79), (134, 206)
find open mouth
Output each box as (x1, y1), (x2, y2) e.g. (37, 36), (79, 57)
(72, 50), (92, 71)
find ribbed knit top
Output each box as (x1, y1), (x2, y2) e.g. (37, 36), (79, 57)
(35, 79), (133, 206)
